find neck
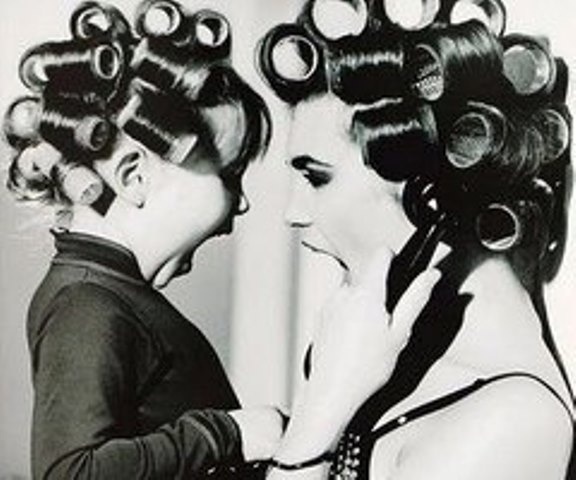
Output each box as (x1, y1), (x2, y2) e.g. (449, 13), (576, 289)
(441, 254), (552, 375)
(68, 204), (160, 282)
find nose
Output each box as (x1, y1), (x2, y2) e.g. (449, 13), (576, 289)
(235, 191), (250, 216)
(284, 177), (312, 228)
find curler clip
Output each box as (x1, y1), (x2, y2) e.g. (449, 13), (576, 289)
(168, 134), (199, 165)
(502, 35), (556, 96)
(384, 0), (441, 31)
(446, 102), (507, 169)
(476, 202), (524, 252)
(309, 0), (369, 40)
(448, 0), (506, 36)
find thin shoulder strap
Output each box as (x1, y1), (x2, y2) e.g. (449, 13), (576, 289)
(367, 372), (574, 442)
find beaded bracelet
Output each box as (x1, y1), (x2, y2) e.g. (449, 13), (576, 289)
(269, 451), (334, 471)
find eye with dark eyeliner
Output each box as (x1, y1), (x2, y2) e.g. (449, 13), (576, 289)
(290, 155), (333, 188)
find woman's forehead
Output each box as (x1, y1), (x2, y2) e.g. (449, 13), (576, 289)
(288, 95), (357, 160)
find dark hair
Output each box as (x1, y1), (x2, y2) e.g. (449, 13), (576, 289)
(257, 0), (572, 284)
(4, 0), (270, 210)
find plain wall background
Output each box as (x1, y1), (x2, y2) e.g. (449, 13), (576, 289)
(1, 0), (575, 477)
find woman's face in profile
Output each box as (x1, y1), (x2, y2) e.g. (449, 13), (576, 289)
(285, 95), (414, 277)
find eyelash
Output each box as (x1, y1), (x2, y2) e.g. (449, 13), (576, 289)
(302, 170), (331, 188)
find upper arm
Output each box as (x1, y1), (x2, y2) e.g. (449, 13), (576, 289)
(390, 378), (574, 480)
(32, 284), (149, 473)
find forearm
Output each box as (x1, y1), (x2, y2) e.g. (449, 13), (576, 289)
(36, 409), (243, 479)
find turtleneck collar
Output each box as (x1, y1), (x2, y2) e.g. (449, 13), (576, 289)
(51, 230), (146, 284)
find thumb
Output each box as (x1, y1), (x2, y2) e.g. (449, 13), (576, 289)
(390, 268), (441, 342)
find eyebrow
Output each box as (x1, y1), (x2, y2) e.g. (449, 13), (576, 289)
(289, 155), (332, 170)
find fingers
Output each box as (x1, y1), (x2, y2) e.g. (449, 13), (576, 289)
(352, 245), (394, 297)
(390, 268), (441, 344)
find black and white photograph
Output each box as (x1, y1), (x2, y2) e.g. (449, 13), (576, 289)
(0, 0), (575, 478)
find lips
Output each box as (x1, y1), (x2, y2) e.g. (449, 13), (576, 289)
(301, 240), (348, 271)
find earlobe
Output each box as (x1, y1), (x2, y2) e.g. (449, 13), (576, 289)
(115, 149), (148, 208)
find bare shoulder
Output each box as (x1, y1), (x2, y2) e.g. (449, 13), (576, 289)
(390, 376), (574, 480)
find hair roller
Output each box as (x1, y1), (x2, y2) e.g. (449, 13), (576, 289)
(407, 20), (502, 102)
(135, 0), (193, 46)
(502, 35), (556, 97)
(119, 85), (205, 163)
(53, 161), (104, 205)
(70, 1), (133, 42)
(475, 199), (542, 253)
(3, 96), (42, 149)
(19, 40), (124, 98)
(327, 30), (406, 104)
(445, 101), (507, 169)
(7, 148), (55, 203)
(382, 0), (440, 31)
(531, 108), (570, 164)
(352, 99), (439, 180)
(191, 10), (232, 60)
(257, 23), (326, 104)
(132, 39), (211, 100)
(40, 94), (113, 155)
(437, 0), (507, 37)
(299, 0), (370, 41)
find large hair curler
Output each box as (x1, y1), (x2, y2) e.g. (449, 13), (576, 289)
(475, 200), (539, 252)
(502, 35), (556, 96)
(382, 0), (440, 31)
(301, 0), (370, 41)
(406, 20), (503, 102)
(70, 1), (133, 42)
(445, 101), (507, 169)
(257, 23), (326, 104)
(40, 95), (113, 154)
(437, 0), (507, 37)
(3, 96), (42, 149)
(19, 40), (124, 98)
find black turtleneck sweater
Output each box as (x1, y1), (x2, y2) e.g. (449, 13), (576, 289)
(26, 231), (251, 479)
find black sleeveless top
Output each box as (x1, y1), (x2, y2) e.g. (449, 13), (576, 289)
(327, 372), (573, 479)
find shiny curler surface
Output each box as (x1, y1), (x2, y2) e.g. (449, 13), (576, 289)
(3, 96), (42, 148)
(17, 143), (60, 182)
(70, 1), (132, 41)
(446, 102), (507, 169)
(131, 40), (210, 98)
(19, 41), (124, 94)
(444, 0), (506, 37)
(476, 202), (524, 252)
(56, 161), (104, 205)
(532, 108), (570, 163)
(40, 95), (113, 154)
(383, 0), (440, 31)
(307, 0), (369, 40)
(502, 35), (556, 96)
(257, 24), (325, 104)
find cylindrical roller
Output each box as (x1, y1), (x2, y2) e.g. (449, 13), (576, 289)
(502, 35), (556, 96)
(446, 102), (507, 169)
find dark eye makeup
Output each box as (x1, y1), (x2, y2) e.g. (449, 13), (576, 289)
(290, 155), (333, 188)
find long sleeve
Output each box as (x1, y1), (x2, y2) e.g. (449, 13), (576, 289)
(29, 283), (243, 479)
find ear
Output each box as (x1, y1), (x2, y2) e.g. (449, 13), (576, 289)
(113, 149), (149, 208)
